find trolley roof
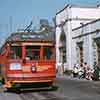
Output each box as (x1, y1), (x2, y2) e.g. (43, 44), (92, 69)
(6, 32), (55, 42)
(0, 32), (55, 54)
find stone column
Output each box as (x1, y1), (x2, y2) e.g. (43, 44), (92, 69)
(67, 20), (72, 70)
(88, 25), (93, 69)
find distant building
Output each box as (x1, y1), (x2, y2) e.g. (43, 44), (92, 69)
(40, 19), (49, 27)
(55, 4), (100, 71)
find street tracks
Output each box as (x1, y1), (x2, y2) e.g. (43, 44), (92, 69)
(19, 92), (67, 100)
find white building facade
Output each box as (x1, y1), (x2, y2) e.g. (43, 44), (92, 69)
(73, 19), (100, 69)
(55, 5), (100, 71)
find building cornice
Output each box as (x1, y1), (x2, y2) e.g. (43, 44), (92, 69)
(72, 29), (100, 39)
(56, 4), (69, 15)
(56, 4), (99, 16)
(72, 18), (100, 31)
(56, 18), (97, 28)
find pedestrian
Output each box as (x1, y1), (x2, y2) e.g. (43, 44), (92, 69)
(57, 62), (63, 76)
(93, 62), (100, 81)
(93, 62), (97, 71)
(73, 63), (79, 78)
(82, 62), (86, 78)
(83, 62), (88, 79)
(78, 66), (84, 79)
(83, 62), (93, 80)
(86, 66), (92, 80)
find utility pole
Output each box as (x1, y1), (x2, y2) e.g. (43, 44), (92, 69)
(9, 16), (12, 32)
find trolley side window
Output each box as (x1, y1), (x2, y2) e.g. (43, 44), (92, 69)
(26, 46), (40, 60)
(43, 47), (53, 60)
(10, 46), (22, 59)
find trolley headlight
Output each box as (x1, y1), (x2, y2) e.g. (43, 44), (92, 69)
(31, 64), (36, 72)
(32, 67), (36, 71)
(10, 63), (22, 70)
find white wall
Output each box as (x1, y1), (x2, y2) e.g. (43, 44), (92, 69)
(56, 27), (61, 64)
(71, 8), (100, 19)
(56, 8), (68, 26)
(73, 19), (100, 69)
(56, 5), (100, 70)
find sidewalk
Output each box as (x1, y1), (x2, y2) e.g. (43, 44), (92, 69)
(56, 73), (100, 87)
(56, 73), (92, 82)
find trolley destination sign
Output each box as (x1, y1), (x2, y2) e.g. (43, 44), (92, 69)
(21, 34), (44, 39)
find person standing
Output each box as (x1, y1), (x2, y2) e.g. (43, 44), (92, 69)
(93, 62), (100, 80)
(57, 62), (63, 76)
(82, 62), (86, 78)
(83, 62), (93, 80)
(73, 64), (79, 78)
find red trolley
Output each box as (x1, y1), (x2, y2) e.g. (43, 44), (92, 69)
(0, 32), (56, 90)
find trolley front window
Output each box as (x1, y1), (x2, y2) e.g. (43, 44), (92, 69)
(43, 47), (53, 60)
(10, 46), (22, 59)
(26, 46), (40, 60)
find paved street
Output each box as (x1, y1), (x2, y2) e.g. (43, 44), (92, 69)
(56, 75), (100, 100)
(0, 76), (100, 100)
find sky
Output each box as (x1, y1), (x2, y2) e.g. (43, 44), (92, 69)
(0, 0), (99, 46)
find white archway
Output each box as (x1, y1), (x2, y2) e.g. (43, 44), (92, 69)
(59, 28), (67, 72)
